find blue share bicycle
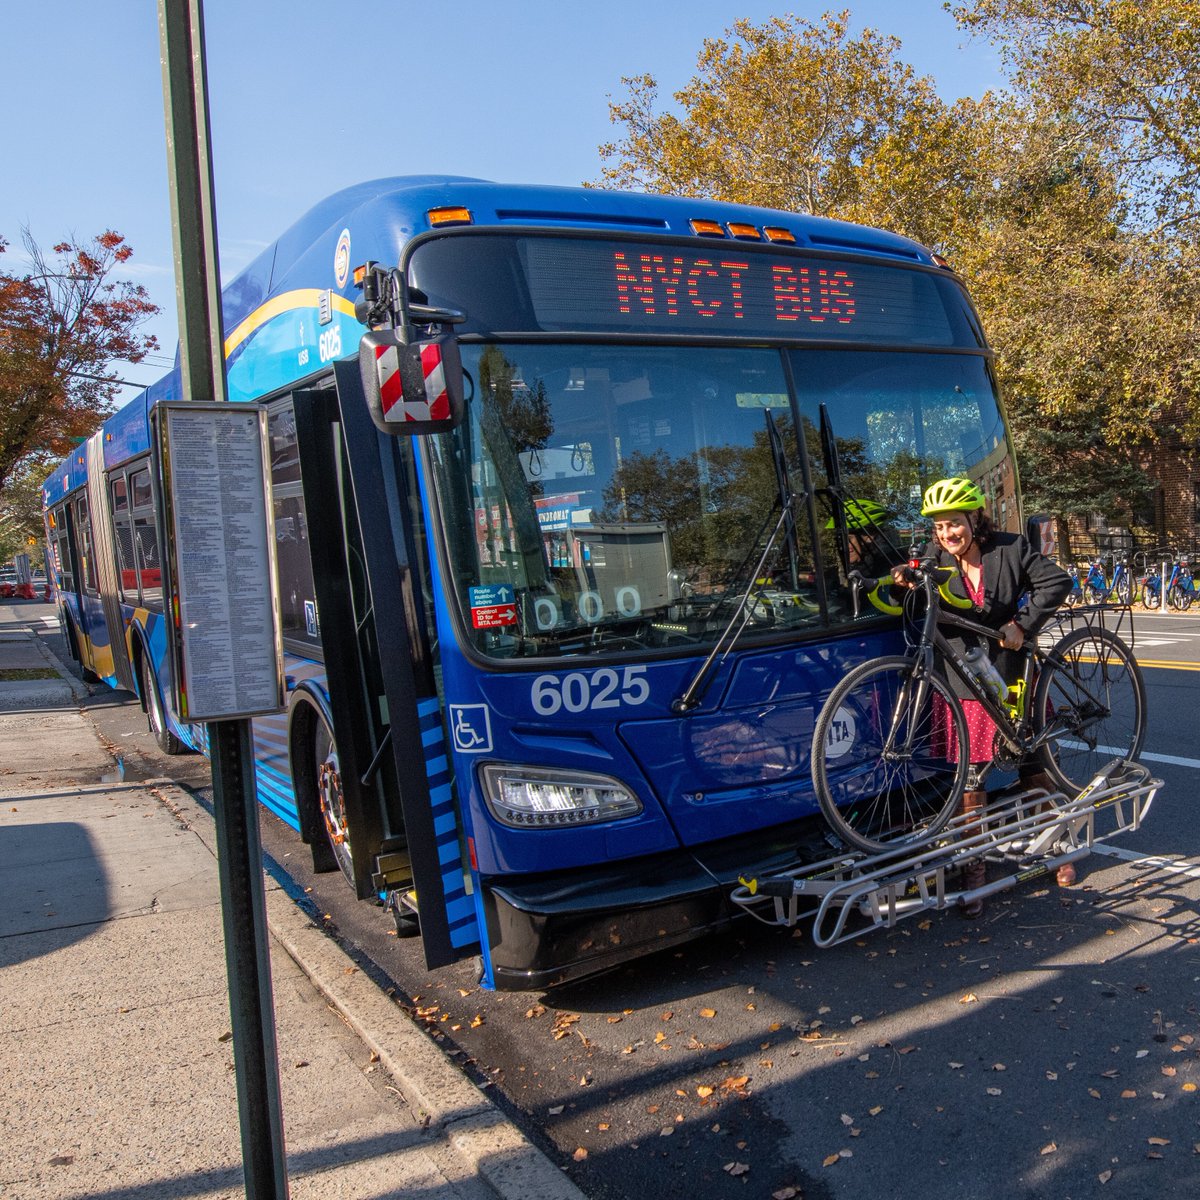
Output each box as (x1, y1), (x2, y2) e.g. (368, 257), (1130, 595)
(810, 560), (1148, 854)
(1084, 554), (1134, 606)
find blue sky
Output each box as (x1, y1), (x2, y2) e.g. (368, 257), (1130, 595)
(1, 2), (1004, 398)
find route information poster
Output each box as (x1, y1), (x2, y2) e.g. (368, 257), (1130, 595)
(158, 402), (284, 721)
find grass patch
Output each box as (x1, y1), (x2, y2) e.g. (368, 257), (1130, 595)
(0, 668), (59, 681)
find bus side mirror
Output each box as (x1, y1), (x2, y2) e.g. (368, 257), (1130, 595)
(359, 330), (464, 435)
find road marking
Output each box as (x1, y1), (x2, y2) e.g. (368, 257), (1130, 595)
(1090, 844), (1200, 881)
(40, 616), (58, 630)
(1136, 658), (1200, 672)
(1063, 742), (1200, 769)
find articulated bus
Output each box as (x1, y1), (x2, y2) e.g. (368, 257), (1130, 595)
(43, 176), (1020, 989)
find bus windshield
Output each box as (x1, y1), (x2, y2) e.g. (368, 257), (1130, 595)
(427, 342), (1010, 661)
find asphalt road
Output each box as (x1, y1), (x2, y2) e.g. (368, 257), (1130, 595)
(30, 603), (1200, 1200)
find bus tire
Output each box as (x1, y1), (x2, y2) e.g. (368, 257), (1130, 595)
(138, 652), (189, 755)
(293, 699), (354, 885)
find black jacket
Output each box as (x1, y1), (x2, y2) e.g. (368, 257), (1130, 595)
(923, 532), (1072, 692)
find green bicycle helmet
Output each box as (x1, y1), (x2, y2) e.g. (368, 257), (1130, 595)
(921, 477), (985, 517)
(825, 498), (891, 530)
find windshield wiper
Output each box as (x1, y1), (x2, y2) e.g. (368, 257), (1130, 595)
(673, 413), (806, 714)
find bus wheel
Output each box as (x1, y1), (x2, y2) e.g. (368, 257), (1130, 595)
(313, 714), (354, 884)
(139, 653), (188, 755)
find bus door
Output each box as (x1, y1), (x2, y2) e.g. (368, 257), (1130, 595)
(289, 365), (478, 971)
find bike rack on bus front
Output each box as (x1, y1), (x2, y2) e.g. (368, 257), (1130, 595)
(730, 759), (1160, 948)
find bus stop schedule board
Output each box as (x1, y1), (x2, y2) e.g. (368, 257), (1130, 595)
(158, 402), (284, 721)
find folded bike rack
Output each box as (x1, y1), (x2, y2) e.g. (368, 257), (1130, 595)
(730, 759), (1160, 948)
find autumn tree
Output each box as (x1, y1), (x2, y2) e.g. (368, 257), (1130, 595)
(598, 11), (972, 248)
(950, 0), (1200, 539)
(952, 0), (1200, 233)
(0, 229), (159, 504)
(598, 7), (1200, 543)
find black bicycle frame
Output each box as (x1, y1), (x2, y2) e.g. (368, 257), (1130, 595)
(902, 568), (1110, 770)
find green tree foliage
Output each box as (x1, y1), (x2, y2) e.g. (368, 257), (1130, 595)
(0, 457), (50, 567)
(0, 229), (158, 501)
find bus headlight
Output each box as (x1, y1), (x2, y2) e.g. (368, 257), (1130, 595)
(479, 764), (642, 828)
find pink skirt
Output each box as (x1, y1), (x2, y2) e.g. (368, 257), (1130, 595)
(933, 696), (997, 765)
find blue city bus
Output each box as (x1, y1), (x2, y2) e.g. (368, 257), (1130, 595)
(42, 176), (1019, 989)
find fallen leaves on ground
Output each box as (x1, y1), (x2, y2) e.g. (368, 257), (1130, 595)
(552, 1012), (580, 1039)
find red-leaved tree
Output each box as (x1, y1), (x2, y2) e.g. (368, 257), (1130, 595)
(0, 229), (159, 496)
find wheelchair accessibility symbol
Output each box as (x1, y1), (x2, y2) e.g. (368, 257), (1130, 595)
(450, 704), (493, 753)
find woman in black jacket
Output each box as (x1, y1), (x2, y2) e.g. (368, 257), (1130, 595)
(893, 477), (1073, 913)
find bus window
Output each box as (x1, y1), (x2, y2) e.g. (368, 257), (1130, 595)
(268, 404), (320, 651)
(110, 474), (139, 600)
(795, 347), (1012, 623)
(51, 503), (75, 592)
(432, 344), (822, 657)
(130, 468), (162, 603)
(75, 496), (98, 594)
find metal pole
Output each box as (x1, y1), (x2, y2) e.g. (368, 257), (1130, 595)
(1160, 560), (1168, 614)
(158, 3), (289, 1197)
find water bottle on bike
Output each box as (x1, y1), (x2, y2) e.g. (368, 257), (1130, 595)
(962, 645), (1008, 703)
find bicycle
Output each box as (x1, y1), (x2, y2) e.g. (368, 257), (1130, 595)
(810, 560), (1147, 854)
(1084, 553), (1134, 605)
(1140, 553), (1196, 610)
(1138, 549), (1171, 610)
(1061, 561), (1083, 607)
(1168, 556), (1196, 610)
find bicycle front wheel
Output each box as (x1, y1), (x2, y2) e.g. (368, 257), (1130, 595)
(1115, 574), (1133, 605)
(1141, 583), (1159, 611)
(1035, 626), (1147, 793)
(812, 656), (969, 854)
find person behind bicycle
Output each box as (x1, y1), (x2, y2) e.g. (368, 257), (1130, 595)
(892, 477), (1072, 912)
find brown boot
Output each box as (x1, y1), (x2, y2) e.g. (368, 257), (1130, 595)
(1025, 773), (1078, 886)
(959, 789), (987, 919)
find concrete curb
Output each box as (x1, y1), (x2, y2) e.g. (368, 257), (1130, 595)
(0, 623), (89, 710)
(144, 777), (588, 1200)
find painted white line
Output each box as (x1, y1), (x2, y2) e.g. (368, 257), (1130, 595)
(1065, 743), (1200, 769)
(1090, 844), (1200, 881)
(40, 616), (58, 629)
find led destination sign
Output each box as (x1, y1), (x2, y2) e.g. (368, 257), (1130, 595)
(409, 234), (978, 346)
(612, 251), (854, 325)
(524, 238), (959, 343)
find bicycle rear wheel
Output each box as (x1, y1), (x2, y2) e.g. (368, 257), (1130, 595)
(812, 656), (969, 854)
(1034, 626), (1147, 793)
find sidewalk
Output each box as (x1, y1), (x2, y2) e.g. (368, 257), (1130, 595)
(0, 604), (586, 1200)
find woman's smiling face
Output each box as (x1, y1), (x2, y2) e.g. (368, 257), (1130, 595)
(932, 511), (974, 556)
